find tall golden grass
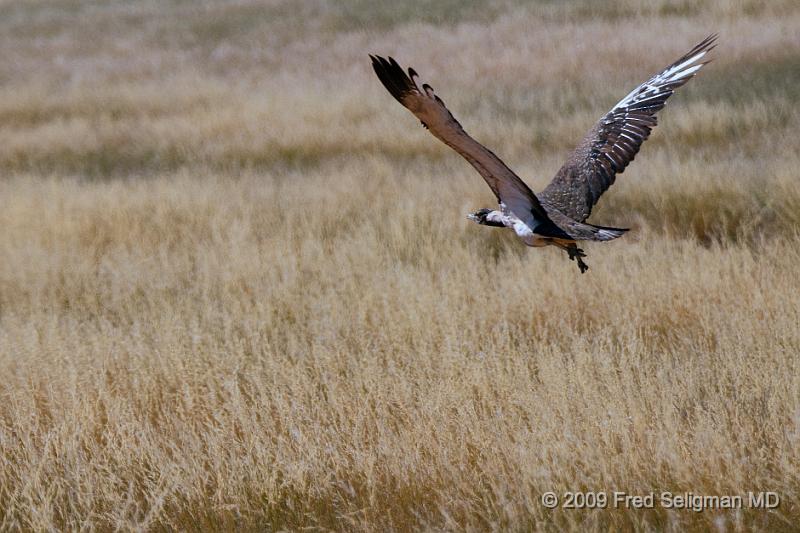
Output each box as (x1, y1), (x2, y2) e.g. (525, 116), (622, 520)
(1, 0), (799, 530)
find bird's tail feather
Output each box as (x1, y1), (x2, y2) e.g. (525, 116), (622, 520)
(535, 218), (629, 242)
(587, 223), (629, 241)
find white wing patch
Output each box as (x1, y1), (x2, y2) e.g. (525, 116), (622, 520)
(616, 46), (711, 112)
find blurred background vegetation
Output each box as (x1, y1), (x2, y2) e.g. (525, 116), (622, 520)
(1, 1), (799, 531)
(1, 0), (798, 240)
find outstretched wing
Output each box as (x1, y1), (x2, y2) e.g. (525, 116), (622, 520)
(370, 55), (553, 231)
(540, 34), (717, 222)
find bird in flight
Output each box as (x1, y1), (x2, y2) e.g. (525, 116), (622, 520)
(370, 35), (716, 273)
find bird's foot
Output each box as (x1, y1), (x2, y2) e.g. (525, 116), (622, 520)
(567, 245), (586, 259)
(566, 245), (589, 273)
(576, 257), (589, 274)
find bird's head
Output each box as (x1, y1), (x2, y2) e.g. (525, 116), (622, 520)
(467, 208), (493, 224)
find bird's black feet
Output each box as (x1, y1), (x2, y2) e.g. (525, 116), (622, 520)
(576, 257), (589, 273)
(566, 245), (589, 273)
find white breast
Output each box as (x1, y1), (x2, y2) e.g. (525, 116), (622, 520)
(510, 218), (549, 247)
(511, 219), (534, 238)
(494, 205), (549, 247)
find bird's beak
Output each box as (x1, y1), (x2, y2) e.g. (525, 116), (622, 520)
(466, 213), (478, 222)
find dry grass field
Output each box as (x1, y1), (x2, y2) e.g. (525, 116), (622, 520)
(1, 0), (799, 530)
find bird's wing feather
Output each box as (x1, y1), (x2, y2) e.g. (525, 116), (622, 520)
(539, 34), (717, 222)
(370, 55), (552, 231)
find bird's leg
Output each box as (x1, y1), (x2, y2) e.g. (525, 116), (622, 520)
(565, 244), (589, 274)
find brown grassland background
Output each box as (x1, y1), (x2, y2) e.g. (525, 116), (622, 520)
(1, 0), (800, 530)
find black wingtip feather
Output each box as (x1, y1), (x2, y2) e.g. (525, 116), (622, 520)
(681, 33), (718, 63)
(660, 33), (718, 80)
(370, 54), (419, 105)
(371, 55), (405, 103)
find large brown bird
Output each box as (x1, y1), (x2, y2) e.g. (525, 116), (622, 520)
(370, 35), (716, 273)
